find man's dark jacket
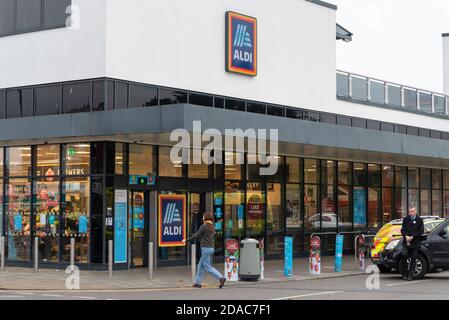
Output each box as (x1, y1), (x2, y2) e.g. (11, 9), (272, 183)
(401, 215), (424, 249)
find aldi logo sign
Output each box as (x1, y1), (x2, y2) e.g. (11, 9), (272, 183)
(158, 195), (186, 247)
(226, 11), (257, 76)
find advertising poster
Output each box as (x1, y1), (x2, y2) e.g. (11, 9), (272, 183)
(335, 234), (344, 272)
(133, 206), (145, 230)
(14, 213), (22, 232)
(158, 195), (186, 247)
(284, 237), (293, 277)
(309, 236), (321, 275)
(214, 193), (223, 206)
(259, 239), (265, 280)
(114, 190), (128, 263)
(353, 188), (367, 226)
(78, 215), (87, 234)
(224, 239), (239, 282)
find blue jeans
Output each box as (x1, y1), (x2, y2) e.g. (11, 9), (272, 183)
(195, 247), (223, 284)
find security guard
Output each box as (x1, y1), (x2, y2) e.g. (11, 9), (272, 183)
(400, 207), (424, 281)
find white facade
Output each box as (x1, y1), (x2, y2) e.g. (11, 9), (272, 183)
(443, 35), (449, 95)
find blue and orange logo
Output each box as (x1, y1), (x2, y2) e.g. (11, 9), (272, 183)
(226, 12), (257, 76)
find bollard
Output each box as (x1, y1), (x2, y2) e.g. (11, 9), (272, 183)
(148, 242), (153, 280)
(108, 240), (113, 278)
(191, 244), (196, 284)
(70, 238), (75, 267)
(34, 237), (39, 273)
(0, 236), (4, 271)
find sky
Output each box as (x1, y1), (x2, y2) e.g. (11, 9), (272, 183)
(333, 0), (449, 93)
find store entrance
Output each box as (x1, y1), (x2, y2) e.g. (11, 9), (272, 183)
(129, 191), (150, 268)
(188, 192), (213, 263)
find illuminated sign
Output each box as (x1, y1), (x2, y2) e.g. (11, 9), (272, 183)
(158, 195), (186, 247)
(226, 11), (257, 76)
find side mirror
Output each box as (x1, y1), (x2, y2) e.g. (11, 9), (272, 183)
(420, 234), (428, 241)
(439, 229), (448, 239)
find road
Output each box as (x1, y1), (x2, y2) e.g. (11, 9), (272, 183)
(2, 271), (449, 300)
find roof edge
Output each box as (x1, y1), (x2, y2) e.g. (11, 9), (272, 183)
(443, 33), (449, 38)
(306, 0), (338, 11)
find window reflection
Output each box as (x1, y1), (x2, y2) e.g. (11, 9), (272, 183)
(267, 183), (283, 255)
(6, 147), (31, 177)
(37, 144), (60, 177)
(224, 182), (244, 239)
(159, 147), (182, 177)
(129, 144), (153, 176)
(246, 182), (265, 238)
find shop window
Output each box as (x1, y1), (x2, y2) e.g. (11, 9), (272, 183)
(6, 146), (32, 177)
(444, 170), (449, 190)
(395, 166), (407, 189)
(6, 89), (33, 118)
(421, 189), (431, 216)
(188, 149), (209, 179)
(338, 185), (351, 231)
(159, 146), (182, 177)
(35, 85), (61, 116)
(286, 184), (302, 254)
(432, 169), (442, 189)
(382, 188), (393, 224)
(368, 188), (380, 230)
(353, 163), (366, 186)
(91, 142), (105, 175)
(43, 0), (71, 28)
(382, 165), (394, 187)
(267, 183), (283, 255)
(159, 89), (187, 106)
(367, 164), (381, 186)
(224, 182), (244, 238)
(129, 144), (153, 176)
(420, 168), (431, 189)
(247, 102), (266, 115)
(286, 157), (300, 183)
(16, 0), (42, 32)
(432, 190), (442, 217)
(408, 167), (419, 189)
(63, 177), (90, 263)
(33, 178), (60, 262)
(408, 189), (419, 212)
(396, 188), (407, 218)
(0, 0), (15, 36)
(304, 185), (318, 233)
(129, 84), (158, 107)
(224, 152), (243, 180)
(246, 154), (261, 181)
(321, 185), (336, 232)
(64, 143), (90, 176)
(115, 143), (126, 175)
(115, 82), (129, 109)
(63, 82), (91, 114)
(225, 98), (245, 112)
(321, 160), (334, 185)
(91, 176), (103, 263)
(189, 93), (213, 107)
(37, 144), (60, 177)
(246, 182), (265, 238)
(92, 81), (105, 111)
(304, 159), (318, 184)
(338, 162), (350, 186)
(6, 178), (31, 261)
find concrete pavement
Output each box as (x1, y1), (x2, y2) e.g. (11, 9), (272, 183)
(0, 256), (368, 291)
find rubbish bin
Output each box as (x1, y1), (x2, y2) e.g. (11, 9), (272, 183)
(239, 238), (261, 281)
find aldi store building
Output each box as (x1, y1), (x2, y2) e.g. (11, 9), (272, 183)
(1, 0), (449, 269)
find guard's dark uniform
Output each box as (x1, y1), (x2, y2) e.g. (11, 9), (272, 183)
(400, 215), (424, 279)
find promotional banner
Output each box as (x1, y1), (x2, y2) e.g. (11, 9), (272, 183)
(309, 236), (321, 275)
(284, 237), (293, 277)
(224, 239), (240, 282)
(14, 213), (22, 232)
(353, 188), (367, 226)
(158, 195), (186, 247)
(335, 234), (344, 272)
(114, 190), (128, 263)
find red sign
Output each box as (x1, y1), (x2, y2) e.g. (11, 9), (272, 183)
(226, 239), (239, 255)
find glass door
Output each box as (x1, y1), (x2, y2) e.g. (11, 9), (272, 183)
(129, 191), (149, 268)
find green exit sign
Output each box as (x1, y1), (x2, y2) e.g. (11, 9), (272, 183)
(67, 149), (76, 156)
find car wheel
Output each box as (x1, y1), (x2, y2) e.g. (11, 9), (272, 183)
(398, 255), (428, 280)
(376, 265), (392, 273)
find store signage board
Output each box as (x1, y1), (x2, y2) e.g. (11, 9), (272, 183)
(129, 175), (155, 186)
(114, 190), (128, 263)
(158, 195), (186, 247)
(226, 11), (257, 76)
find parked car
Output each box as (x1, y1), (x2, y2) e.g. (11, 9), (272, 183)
(308, 213), (352, 230)
(371, 216), (444, 273)
(374, 218), (449, 279)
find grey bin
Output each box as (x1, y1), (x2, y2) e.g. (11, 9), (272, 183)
(239, 238), (261, 281)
